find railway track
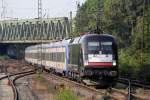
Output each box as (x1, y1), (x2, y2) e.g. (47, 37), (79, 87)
(110, 88), (148, 100)
(0, 70), (35, 100)
(118, 78), (150, 89)
(113, 77), (150, 100)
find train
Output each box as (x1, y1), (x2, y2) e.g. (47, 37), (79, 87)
(25, 33), (118, 85)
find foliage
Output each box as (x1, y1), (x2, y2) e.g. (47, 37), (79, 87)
(74, 0), (104, 35)
(36, 71), (44, 82)
(119, 48), (150, 81)
(119, 49), (140, 78)
(56, 89), (78, 100)
(0, 55), (10, 60)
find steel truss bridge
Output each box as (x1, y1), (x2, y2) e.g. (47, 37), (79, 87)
(0, 17), (71, 43)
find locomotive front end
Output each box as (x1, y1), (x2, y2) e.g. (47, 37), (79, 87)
(81, 34), (118, 80)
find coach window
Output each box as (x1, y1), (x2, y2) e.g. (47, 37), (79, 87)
(61, 53), (62, 62)
(57, 53), (59, 62)
(50, 53), (52, 61)
(42, 53), (44, 60)
(48, 53), (50, 61)
(52, 53), (53, 61)
(62, 52), (64, 62)
(57, 53), (60, 62)
(56, 53), (58, 62)
(45, 53), (47, 60)
(30, 53), (33, 58)
(54, 53), (56, 61)
(33, 53), (35, 59)
(32, 53), (33, 58)
(35, 53), (36, 59)
(31, 53), (33, 58)
(55, 53), (57, 61)
(58, 52), (60, 62)
(61, 52), (63, 62)
(53, 53), (54, 61)
(47, 53), (48, 60)
(53, 53), (55, 61)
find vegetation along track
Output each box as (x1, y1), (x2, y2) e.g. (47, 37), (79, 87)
(0, 70), (35, 100)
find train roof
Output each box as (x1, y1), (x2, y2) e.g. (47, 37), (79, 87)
(81, 33), (115, 39)
(69, 33), (116, 44)
(26, 39), (71, 50)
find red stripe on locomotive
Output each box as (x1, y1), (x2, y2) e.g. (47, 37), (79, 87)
(88, 62), (113, 66)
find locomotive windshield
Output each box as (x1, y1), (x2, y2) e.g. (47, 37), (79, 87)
(88, 41), (113, 54)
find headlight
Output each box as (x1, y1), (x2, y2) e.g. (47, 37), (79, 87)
(113, 60), (116, 66)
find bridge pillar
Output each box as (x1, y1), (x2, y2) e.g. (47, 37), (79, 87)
(0, 44), (7, 55)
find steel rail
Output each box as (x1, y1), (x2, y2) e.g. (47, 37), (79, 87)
(118, 78), (150, 89)
(0, 70), (35, 100)
(115, 78), (149, 100)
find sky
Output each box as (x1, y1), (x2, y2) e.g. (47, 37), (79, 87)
(0, 0), (86, 20)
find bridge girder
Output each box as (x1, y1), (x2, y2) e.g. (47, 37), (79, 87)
(0, 17), (71, 43)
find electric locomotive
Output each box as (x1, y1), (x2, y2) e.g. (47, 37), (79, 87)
(68, 34), (118, 83)
(25, 33), (118, 84)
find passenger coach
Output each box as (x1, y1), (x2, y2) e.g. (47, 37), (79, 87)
(25, 40), (69, 74)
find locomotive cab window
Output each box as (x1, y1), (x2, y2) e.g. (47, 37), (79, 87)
(87, 41), (113, 54)
(88, 42), (100, 51)
(101, 42), (113, 54)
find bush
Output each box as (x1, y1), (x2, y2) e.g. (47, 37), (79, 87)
(0, 55), (9, 60)
(119, 49), (138, 78)
(137, 65), (150, 83)
(137, 53), (150, 83)
(119, 48), (150, 83)
(56, 89), (78, 100)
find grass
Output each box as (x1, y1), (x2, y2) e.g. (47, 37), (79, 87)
(35, 71), (45, 82)
(0, 55), (10, 60)
(136, 88), (144, 95)
(101, 95), (112, 100)
(56, 89), (79, 100)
